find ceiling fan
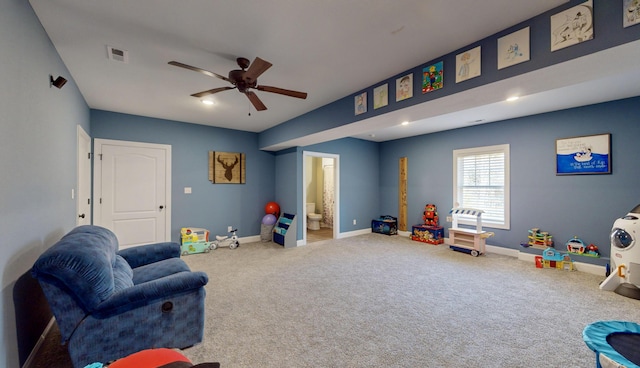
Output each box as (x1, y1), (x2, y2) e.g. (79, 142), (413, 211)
(168, 57), (307, 111)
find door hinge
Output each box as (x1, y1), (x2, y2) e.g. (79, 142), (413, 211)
(100, 198), (102, 204)
(88, 152), (91, 159)
(87, 198), (91, 205)
(99, 153), (103, 160)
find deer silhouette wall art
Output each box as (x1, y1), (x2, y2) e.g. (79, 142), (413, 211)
(209, 151), (245, 184)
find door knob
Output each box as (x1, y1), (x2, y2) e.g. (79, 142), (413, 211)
(78, 213), (85, 219)
(159, 205), (164, 210)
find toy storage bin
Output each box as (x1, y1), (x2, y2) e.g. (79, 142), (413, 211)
(371, 215), (397, 235)
(411, 225), (444, 244)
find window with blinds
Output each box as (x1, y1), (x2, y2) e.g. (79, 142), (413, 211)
(453, 144), (510, 229)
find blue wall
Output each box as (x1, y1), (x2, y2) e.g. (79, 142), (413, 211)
(272, 138), (381, 241)
(0, 0), (90, 365)
(273, 147), (301, 241)
(380, 96), (640, 265)
(304, 138), (381, 234)
(91, 110), (276, 241)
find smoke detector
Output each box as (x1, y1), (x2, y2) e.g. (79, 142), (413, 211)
(107, 45), (129, 63)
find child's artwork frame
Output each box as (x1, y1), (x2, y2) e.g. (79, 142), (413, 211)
(209, 151), (246, 183)
(497, 27), (530, 70)
(373, 84), (388, 109)
(395, 74), (413, 102)
(456, 46), (481, 83)
(550, 0), (593, 52)
(354, 92), (367, 115)
(422, 61), (443, 93)
(555, 133), (611, 175)
(623, 0), (640, 28)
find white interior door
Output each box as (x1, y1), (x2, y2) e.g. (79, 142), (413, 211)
(94, 139), (171, 248)
(77, 125), (92, 226)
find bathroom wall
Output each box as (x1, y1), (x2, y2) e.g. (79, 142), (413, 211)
(305, 156), (327, 219)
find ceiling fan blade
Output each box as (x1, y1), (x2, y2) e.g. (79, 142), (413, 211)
(243, 57), (272, 82)
(168, 61), (230, 82)
(245, 91), (267, 111)
(256, 85), (308, 99)
(191, 86), (235, 98)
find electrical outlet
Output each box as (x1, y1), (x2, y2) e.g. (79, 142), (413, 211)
(353, 219), (357, 225)
(228, 226), (232, 232)
(446, 216), (452, 222)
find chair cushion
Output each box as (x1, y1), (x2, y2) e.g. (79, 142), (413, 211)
(31, 225), (122, 312)
(113, 255), (134, 292)
(131, 257), (191, 285)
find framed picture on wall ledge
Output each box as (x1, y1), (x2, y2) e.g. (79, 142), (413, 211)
(556, 133), (611, 175)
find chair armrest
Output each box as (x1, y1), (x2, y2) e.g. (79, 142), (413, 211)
(92, 271), (208, 318)
(118, 242), (180, 268)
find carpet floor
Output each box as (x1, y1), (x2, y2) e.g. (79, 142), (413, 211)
(31, 233), (640, 367)
(180, 234), (640, 367)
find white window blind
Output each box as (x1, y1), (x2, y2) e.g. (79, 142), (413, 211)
(453, 144), (510, 229)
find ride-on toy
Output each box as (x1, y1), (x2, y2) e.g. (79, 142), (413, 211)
(180, 227), (214, 255)
(212, 228), (240, 249)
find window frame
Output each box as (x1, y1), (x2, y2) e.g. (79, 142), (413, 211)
(452, 144), (510, 230)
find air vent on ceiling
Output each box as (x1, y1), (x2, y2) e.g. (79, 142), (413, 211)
(107, 45), (129, 63)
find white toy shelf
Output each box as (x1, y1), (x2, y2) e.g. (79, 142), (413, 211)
(448, 207), (493, 257)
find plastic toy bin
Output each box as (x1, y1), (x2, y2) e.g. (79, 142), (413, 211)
(371, 216), (397, 235)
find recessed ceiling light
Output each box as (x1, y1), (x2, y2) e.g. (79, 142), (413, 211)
(401, 121), (409, 126)
(201, 99), (214, 105)
(506, 96), (519, 102)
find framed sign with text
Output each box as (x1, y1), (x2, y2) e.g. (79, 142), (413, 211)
(556, 133), (610, 175)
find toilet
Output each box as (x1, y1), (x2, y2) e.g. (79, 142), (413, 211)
(306, 203), (322, 230)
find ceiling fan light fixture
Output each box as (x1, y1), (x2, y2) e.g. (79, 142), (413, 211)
(201, 99), (214, 105)
(169, 56), (307, 113)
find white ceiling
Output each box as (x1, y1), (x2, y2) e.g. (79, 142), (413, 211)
(29, 1), (640, 150)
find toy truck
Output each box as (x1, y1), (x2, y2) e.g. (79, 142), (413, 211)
(180, 227), (214, 255)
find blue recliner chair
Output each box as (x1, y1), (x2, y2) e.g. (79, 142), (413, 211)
(31, 225), (209, 367)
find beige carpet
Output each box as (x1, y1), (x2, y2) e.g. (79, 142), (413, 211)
(180, 234), (640, 367)
(31, 233), (640, 367)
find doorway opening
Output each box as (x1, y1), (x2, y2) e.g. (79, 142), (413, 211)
(303, 151), (339, 244)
